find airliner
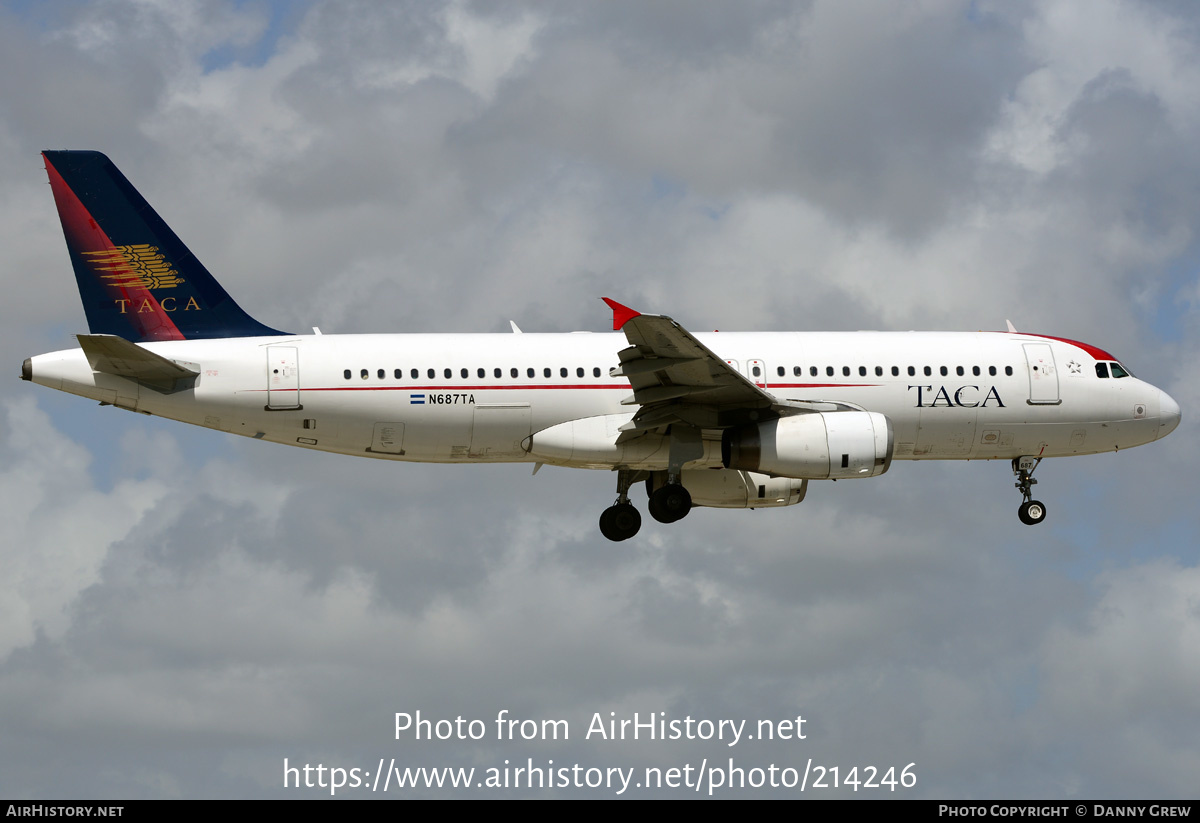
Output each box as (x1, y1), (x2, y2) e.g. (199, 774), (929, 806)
(22, 151), (1181, 541)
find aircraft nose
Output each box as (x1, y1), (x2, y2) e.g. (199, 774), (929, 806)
(1158, 389), (1181, 439)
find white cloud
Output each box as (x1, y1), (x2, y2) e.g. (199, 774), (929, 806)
(0, 399), (167, 660)
(1033, 561), (1200, 794)
(988, 0), (1200, 172)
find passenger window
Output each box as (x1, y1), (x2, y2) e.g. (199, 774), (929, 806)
(874, 366), (882, 377)
(859, 366), (867, 377)
(444, 368), (452, 379)
(343, 369), (351, 380)
(891, 366), (899, 377)
(494, 368), (502, 378)
(811, 366), (818, 377)
(511, 368), (518, 378)
(826, 366), (834, 377)
(908, 366), (915, 377)
(989, 366), (996, 376)
(972, 366), (980, 376)
(752, 365), (761, 377)
(527, 368), (535, 378)
(411, 369), (418, 379)
(457, 368), (465, 379)
(794, 366), (802, 376)
(777, 366), (785, 377)
(593, 367), (601, 378)
(395, 369), (402, 379)
(477, 368), (485, 379)
(842, 366), (851, 377)
(940, 366), (948, 377)
(427, 369), (435, 379)
(542, 367), (550, 378)
(377, 369), (384, 379)
(924, 366), (932, 377)
(560, 367), (568, 378)
(956, 366), (964, 377)
(1005, 366), (1013, 376)
(361, 369), (368, 380)
(1096, 363), (1110, 378)
(577, 367), (584, 378)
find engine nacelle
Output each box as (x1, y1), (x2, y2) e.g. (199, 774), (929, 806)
(650, 469), (807, 509)
(722, 411), (894, 479)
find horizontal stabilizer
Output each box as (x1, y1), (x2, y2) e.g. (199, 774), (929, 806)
(77, 333), (199, 392)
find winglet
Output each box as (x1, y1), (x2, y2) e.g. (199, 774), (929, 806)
(601, 297), (641, 331)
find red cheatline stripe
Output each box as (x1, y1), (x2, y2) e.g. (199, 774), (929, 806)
(772, 383), (879, 389)
(265, 382), (885, 393)
(305, 384), (628, 392)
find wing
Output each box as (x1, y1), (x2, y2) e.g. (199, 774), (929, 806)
(603, 298), (783, 443)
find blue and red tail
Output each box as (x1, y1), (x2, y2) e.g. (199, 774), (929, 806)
(43, 150), (286, 341)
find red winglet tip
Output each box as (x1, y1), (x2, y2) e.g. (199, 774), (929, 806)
(601, 297), (640, 330)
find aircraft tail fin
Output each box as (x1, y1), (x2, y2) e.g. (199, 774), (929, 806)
(42, 150), (286, 342)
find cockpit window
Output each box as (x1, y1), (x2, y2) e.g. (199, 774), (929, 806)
(1095, 363), (1109, 379)
(1110, 362), (1130, 378)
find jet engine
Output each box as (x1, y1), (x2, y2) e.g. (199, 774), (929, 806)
(722, 411), (894, 479)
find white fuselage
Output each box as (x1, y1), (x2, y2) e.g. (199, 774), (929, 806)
(27, 330), (1179, 471)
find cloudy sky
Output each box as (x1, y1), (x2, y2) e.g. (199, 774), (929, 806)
(1, 0), (1198, 799)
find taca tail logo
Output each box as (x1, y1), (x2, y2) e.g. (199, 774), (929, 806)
(83, 244), (201, 314)
(83, 244), (186, 290)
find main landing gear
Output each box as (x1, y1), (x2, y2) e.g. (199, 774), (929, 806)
(599, 502), (641, 542)
(598, 469), (695, 541)
(599, 469), (643, 542)
(647, 478), (692, 524)
(599, 427), (702, 541)
(1013, 456), (1047, 526)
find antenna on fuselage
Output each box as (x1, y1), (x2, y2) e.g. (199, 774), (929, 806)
(1006, 319), (1018, 333)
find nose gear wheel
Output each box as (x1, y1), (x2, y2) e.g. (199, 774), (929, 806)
(1012, 457), (1047, 526)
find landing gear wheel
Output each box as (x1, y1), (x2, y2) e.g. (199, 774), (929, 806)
(1018, 500), (1047, 526)
(1012, 456), (1047, 526)
(648, 483), (692, 523)
(600, 503), (641, 541)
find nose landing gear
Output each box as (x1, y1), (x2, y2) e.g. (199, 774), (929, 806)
(1013, 456), (1047, 525)
(1018, 499), (1047, 525)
